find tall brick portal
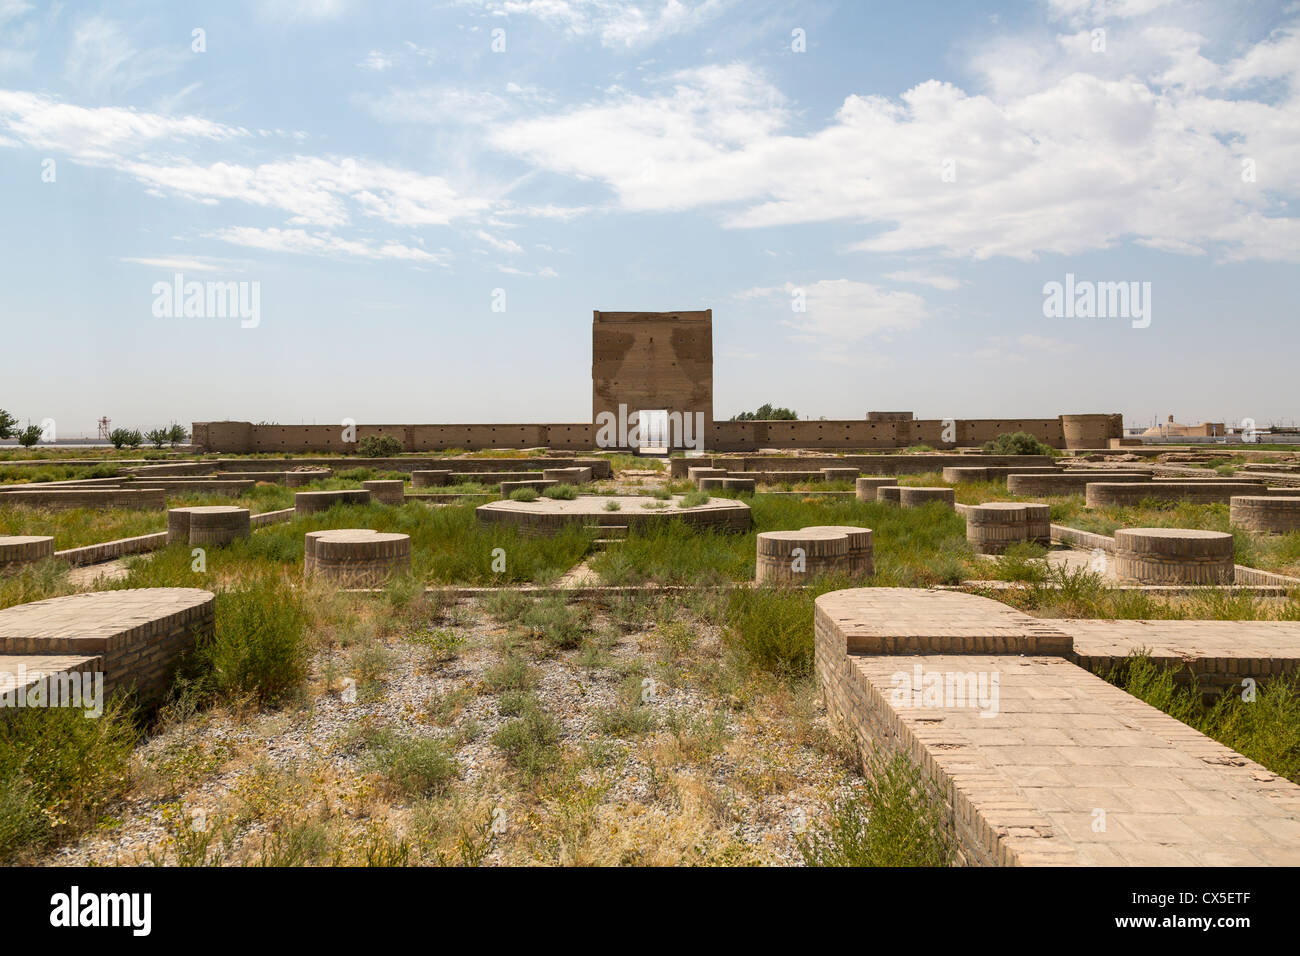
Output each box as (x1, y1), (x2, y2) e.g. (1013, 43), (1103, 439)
(591, 310), (713, 449)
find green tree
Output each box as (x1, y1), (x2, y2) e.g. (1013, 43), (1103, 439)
(0, 409), (17, 440)
(145, 428), (170, 448)
(166, 423), (189, 446)
(109, 428), (143, 450)
(16, 425), (42, 448)
(729, 403), (799, 422)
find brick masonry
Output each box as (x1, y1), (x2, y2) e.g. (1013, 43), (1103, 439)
(0, 488), (167, 510)
(1230, 495), (1300, 534)
(815, 587), (1300, 865)
(0, 535), (54, 572)
(1112, 528), (1235, 585)
(1058, 619), (1300, 697)
(0, 588), (215, 708)
(303, 530), (411, 586)
(477, 494), (751, 537)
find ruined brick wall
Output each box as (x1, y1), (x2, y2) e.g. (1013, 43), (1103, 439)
(591, 310), (713, 448)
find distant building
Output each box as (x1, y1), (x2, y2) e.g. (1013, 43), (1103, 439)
(1140, 415), (1225, 438)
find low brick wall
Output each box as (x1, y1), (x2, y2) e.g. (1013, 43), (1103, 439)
(0, 488), (167, 510)
(54, 532), (169, 567)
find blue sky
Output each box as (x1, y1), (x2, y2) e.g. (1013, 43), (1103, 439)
(1, 0), (1297, 437)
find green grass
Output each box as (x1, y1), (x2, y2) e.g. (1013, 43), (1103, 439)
(182, 576), (311, 707)
(723, 577), (852, 677)
(542, 483), (578, 500)
(180, 501), (591, 585)
(491, 695), (562, 781)
(0, 696), (139, 862)
(589, 493), (980, 587)
(359, 730), (460, 799)
(977, 564), (1300, 621)
(0, 463), (123, 484)
(518, 597), (590, 650)
(798, 751), (955, 867)
(1102, 654), (1300, 782)
(508, 487), (540, 502)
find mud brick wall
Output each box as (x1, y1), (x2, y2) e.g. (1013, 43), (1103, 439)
(592, 310), (713, 449)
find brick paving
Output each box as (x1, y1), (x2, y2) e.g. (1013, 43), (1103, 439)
(815, 587), (1300, 866)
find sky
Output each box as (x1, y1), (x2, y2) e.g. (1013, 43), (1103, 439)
(0, 0), (1297, 437)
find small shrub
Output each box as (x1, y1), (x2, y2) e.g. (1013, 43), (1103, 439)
(520, 597), (588, 650)
(604, 500), (621, 511)
(191, 577), (309, 706)
(0, 696), (139, 861)
(483, 653), (535, 693)
(492, 699), (562, 780)
(373, 735), (459, 799)
(357, 434), (403, 458)
(981, 431), (1057, 457)
(509, 487), (540, 502)
(991, 541), (1049, 583)
(542, 484), (578, 500)
(724, 583), (848, 676)
(109, 428), (142, 449)
(799, 751), (955, 867)
(677, 490), (710, 508)
(482, 590), (531, 623)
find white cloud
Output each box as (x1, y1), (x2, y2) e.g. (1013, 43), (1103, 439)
(738, 279), (928, 343)
(259, 0), (350, 22)
(206, 227), (447, 264)
(475, 229), (524, 253)
(0, 89), (244, 158)
(118, 255), (251, 273)
(64, 17), (184, 97)
(1047, 0), (1181, 26)
(0, 93), (492, 230)
(495, 263), (558, 277)
(483, 34), (1300, 263)
(462, 0), (737, 49)
(884, 270), (962, 291)
(358, 51), (394, 71)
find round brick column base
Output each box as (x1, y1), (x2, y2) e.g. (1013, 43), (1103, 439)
(756, 527), (872, 583)
(0, 535), (54, 572)
(304, 530), (411, 587)
(1230, 495), (1300, 535)
(170, 506), (252, 546)
(1112, 528), (1234, 585)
